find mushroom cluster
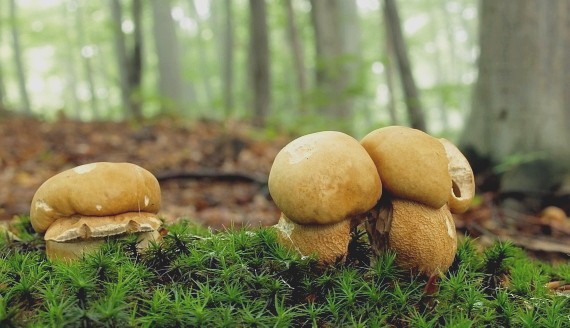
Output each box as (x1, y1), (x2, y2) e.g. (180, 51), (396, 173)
(30, 162), (163, 261)
(268, 126), (475, 275)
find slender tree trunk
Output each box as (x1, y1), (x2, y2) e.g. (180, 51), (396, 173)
(129, 0), (143, 120)
(383, 0), (426, 131)
(109, 0), (133, 119)
(222, 0), (235, 118)
(63, 1), (82, 120)
(0, 1), (6, 110)
(150, 0), (190, 116)
(76, 1), (100, 120)
(284, 0), (307, 112)
(188, 0), (214, 108)
(381, 8), (398, 125)
(338, 0), (361, 111)
(249, 0), (270, 127)
(9, 0), (31, 115)
(310, 0), (348, 118)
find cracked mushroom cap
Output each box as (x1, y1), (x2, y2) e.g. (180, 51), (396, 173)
(30, 162), (162, 260)
(388, 199), (457, 276)
(268, 131), (382, 225)
(439, 138), (475, 214)
(360, 126), (451, 209)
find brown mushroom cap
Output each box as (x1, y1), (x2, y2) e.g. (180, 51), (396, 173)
(274, 213), (351, 264)
(387, 199), (457, 276)
(439, 138), (475, 214)
(360, 126), (451, 209)
(30, 162), (161, 233)
(268, 131), (381, 225)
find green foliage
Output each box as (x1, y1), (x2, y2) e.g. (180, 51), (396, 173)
(0, 218), (568, 327)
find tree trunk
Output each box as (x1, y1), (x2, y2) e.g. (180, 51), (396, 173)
(383, 0), (426, 131)
(249, 0), (270, 127)
(150, 0), (190, 116)
(0, 0), (6, 110)
(222, 0), (235, 118)
(188, 0), (214, 109)
(381, 8), (398, 125)
(76, 1), (100, 120)
(129, 0), (143, 120)
(62, 1), (82, 120)
(338, 0), (361, 111)
(109, 0), (133, 119)
(310, 0), (348, 119)
(9, 0), (31, 115)
(284, 0), (307, 113)
(461, 0), (570, 213)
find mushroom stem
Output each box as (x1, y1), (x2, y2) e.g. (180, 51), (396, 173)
(273, 214), (353, 264)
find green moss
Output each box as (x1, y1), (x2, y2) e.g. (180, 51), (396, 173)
(0, 217), (568, 327)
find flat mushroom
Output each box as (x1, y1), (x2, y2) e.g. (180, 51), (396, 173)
(269, 131), (381, 264)
(30, 162), (163, 261)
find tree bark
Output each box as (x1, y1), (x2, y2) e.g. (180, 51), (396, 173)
(284, 0), (307, 112)
(381, 8), (398, 125)
(310, 0), (348, 119)
(150, 0), (190, 116)
(383, 0), (426, 131)
(249, 0), (270, 127)
(129, 0), (143, 120)
(109, 0), (133, 119)
(188, 0), (214, 108)
(63, 1), (82, 120)
(9, 0), (31, 115)
(222, 0), (235, 118)
(76, 1), (100, 120)
(0, 1), (7, 110)
(461, 0), (570, 212)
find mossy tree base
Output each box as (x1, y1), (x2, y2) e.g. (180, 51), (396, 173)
(0, 217), (568, 327)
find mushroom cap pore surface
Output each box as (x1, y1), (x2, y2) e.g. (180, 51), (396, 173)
(269, 131), (381, 225)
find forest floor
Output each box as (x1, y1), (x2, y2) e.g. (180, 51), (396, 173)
(1, 116), (568, 262)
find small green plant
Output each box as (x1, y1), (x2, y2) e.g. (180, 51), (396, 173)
(0, 216), (568, 327)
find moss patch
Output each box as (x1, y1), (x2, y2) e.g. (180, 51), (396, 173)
(0, 217), (568, 327)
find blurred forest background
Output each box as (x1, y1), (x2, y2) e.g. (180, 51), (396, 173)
(0, 0), (476, 134)
(0, 0), (569, 255)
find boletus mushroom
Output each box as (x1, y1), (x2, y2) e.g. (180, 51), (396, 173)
(30, 162), (163, 261)
(361, 127), (474, 276)
(268, 131), (381, 264)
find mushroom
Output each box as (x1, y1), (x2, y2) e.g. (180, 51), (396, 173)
(360, 126), (451, 209)
(439, 138), (475, 214)
(360, 127), (474, 276)
(268, 131), (381, 263)
(30, 162), (163, 261)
